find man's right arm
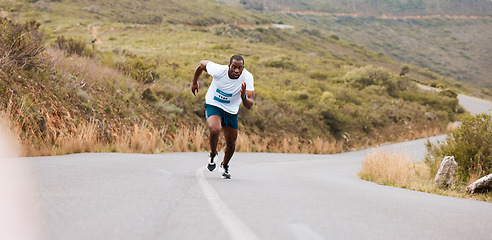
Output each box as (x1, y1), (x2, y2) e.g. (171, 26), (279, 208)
(191, 60), (209, 96)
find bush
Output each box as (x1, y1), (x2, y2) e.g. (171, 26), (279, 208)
(211, 24), (243, 38)
(318, 104), (350, 138)
(329, 34), (340, 40)
(342, 65), (391, 90)
(308, 71), (328, 80)
(110, 51), (160, 84)
(125, 57), (159, 84)
(55, 35), (93, 57)
(399, 90), (458, 114)
(439, 89), (458, 98)
(142, 88), (157, 102)
(264, 56), (296, 70)
(426, 114), (492, 183)
(245, 27), (284, 44)
(0, 18), (45, 71)
(298, 28), (321, 37)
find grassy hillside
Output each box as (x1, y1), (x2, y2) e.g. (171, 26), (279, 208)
(0, 0), (467, 156)
(271, 14), (492, 93)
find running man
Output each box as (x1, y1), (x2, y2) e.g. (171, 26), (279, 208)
(191, 55), (255, 179)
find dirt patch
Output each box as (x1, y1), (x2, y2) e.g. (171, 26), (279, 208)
(90, 26), (102, 44)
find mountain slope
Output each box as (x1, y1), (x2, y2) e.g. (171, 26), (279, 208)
(0, 0), (466, 156)
(278, 14), (492, 92)
(229, 0), (492, 16)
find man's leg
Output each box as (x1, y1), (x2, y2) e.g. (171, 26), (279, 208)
(222, 126), (238, 166)
(207, 115), (222, 155)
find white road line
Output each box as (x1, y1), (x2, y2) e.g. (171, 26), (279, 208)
(196, 166), (260, 240)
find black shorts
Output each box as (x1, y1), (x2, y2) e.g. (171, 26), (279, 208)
(204, 103), (238, 129)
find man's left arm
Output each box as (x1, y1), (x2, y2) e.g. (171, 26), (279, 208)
(240, 82), (254, 109)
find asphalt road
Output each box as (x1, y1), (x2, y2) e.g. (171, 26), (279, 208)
(457, 94), (492, 115)
(21, 95), (492, 240)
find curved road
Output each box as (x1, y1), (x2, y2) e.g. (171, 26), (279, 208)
(23, 96), (492, 239)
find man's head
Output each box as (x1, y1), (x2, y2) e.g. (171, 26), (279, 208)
(228, 55), (244, 79)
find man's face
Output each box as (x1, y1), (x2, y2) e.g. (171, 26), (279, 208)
(228, 59), (244, 79)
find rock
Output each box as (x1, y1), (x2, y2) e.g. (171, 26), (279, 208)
(38, 116), (47, 133)
(193, 107), (205, 118)
(434, 156), (457, 188)
(466, 173), (492, 194)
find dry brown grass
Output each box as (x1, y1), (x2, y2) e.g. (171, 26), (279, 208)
(2, 96), (172, 155)
(14, 121), (346, 156)
(359, 149), (492, 202)
(172, 127), (190, 152)
(118, 123), (168, 153)
(19, 119), (346, 156)
(235, 132), (343, 154)
(311, 137), (344, 154)
(359, 150), (416, 188)
(446, 122), (460, 132)
(191, 125), (205, 152)
(52, 119), (105, 155)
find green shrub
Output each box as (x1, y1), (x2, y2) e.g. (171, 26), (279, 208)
(439, 89), (458, 98)
(332, 87), (364, 105)
(126, 57), (158, 84)
(142, 88), (157, 102)
(285, 90), (310, 101)
(264, 56), (297, 70)
(212, 44), (231, 50)
(341, 65), (391, 90)
(109, 51), (159, 84)
(426, 114), (492, 183)
(189, 16), (224, 26)
(399, 90), (458, 114)
(245, 27), (284, 44)
(55, 35), (93, 57)
(211, 24), (243, 37)
(319, 105), (350, 138)
(298, 28), (321, 37)
(308, 71), (328, 80)
(340, 65), (404, 97)
(329, 34), (340, 40)
(245, 31), (262, 43)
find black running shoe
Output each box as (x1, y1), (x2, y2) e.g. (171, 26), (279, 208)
(207, 152), (217, 171)
(219, 164), (231, 179)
